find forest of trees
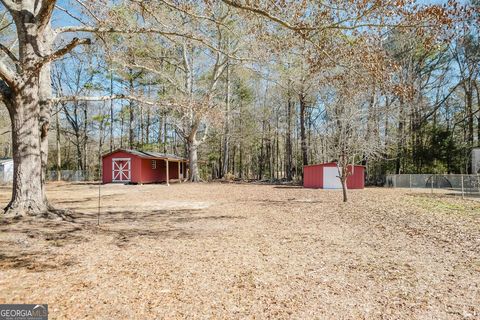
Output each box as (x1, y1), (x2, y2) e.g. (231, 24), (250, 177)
(0, 0), (478, 214)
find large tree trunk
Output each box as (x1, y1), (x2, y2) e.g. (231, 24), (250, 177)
(221, 63), (230, 177)
(3, 6), (56, 216)
(56, 103), (61, 181)
(299, 93), (308, 167)
(5, 78), (48, 216)
(39, 24), (54, 200)
(1, 1), (89, 217)
(110, 69), (115, 152)
(285, 96), (293, 181)
(128, 70), (135, 149)
(188, 139), (200, 182)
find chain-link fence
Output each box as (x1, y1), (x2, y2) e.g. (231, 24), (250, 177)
(0, 170), (87, 184)
(47, 170), (86, 182)
(385, 174), (480, 198)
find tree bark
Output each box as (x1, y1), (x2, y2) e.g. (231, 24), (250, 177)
(188, 138), (200, 182)
(221, 62), (230, 177)
(4, 77), (48, 216)
(56, 103), (61, 181)
(337, 164), (349, 202)
(299, 93), (308, 167)
(341, 177), (348, 202)
(110, 68), (115, 152)
(128, 76), (135, 148)
(285, 96), (293, 181)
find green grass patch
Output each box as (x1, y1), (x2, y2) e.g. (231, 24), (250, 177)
(406, 194), (479, 215)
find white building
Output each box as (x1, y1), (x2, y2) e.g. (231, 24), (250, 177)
(0, 158), (13, 183)
(473, 148), (480, 174)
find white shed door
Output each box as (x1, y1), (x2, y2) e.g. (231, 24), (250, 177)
(112, 158), (131, 182)
(323, 166), (342, 189)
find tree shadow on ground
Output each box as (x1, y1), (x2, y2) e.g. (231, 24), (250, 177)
(0, 207), (242, 271)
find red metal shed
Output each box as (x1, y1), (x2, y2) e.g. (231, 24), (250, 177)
(102, 149), (188, 185)
(303, 162), (365, 189)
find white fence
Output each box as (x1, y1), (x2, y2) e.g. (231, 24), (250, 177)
(385, 174), (480, 198)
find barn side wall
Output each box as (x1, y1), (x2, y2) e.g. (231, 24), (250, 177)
(141, 159), (166, 183)
(303, 165), (324, 188)
(140, 160), (180, 183)
(303, 163), (365, 189)
(346, 166), (365, 189)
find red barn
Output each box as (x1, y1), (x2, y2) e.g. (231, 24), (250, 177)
(303, 162), (365, 189)
(102, 149), (188, 185)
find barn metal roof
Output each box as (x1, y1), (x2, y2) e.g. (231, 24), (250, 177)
(103, 149), (187, 161)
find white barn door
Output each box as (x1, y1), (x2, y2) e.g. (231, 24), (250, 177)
(323, 166), (343, 189)
(112, 158), (131, 182)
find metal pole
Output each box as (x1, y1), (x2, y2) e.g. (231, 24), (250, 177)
(409, 174), (412, 191)
(461, 174), (464, 199)
(97, 141), (102, 226)
(431, 175), (434, 194)
(97, 182), (101, 226)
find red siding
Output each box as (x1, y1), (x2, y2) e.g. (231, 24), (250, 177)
(102, 151), (143, 183)
(346, 165), (365, 189)
(141, 159), (164, 183)
(139, 159), (180, 183)
(168, 161), (180, 180)
(303, 162), (365, 189)
(102, 151), (184, 184)
(303, 164), (324, 188)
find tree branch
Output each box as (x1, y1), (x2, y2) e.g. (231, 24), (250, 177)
(220, 0), (313, 32)
(52, 94), (156, 106)
(35, 0), (56, 27)
(0, 42), (18, 64)
(111, 58), (187, 94)
(56, 26), (252, 62)
(39, 37), (91, 67)
(0, 0), (19, 12)
(0, 60), (17, 88)
(56, 26), (193, 36)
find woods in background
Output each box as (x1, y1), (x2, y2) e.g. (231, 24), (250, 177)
(0, 0), (478, 214)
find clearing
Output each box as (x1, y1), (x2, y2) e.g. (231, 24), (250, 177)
(0, 183), (479, 319)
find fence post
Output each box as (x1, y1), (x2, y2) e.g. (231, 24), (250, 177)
(461, 174), (464, 199)
(409, 174), (412, 190)
(431, 175), (434, 194)
(477, 174), (480, 197)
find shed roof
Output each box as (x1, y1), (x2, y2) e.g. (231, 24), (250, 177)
(304, 162), (365, 168)
(103, 149), (187, 161)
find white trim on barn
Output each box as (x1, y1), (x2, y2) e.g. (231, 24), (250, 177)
(112, 158), (131, 182)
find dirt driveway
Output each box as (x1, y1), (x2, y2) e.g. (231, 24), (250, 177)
(0, 182), (479, 319)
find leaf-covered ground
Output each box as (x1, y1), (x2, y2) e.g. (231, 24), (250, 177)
(0, 183), (478, 319)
